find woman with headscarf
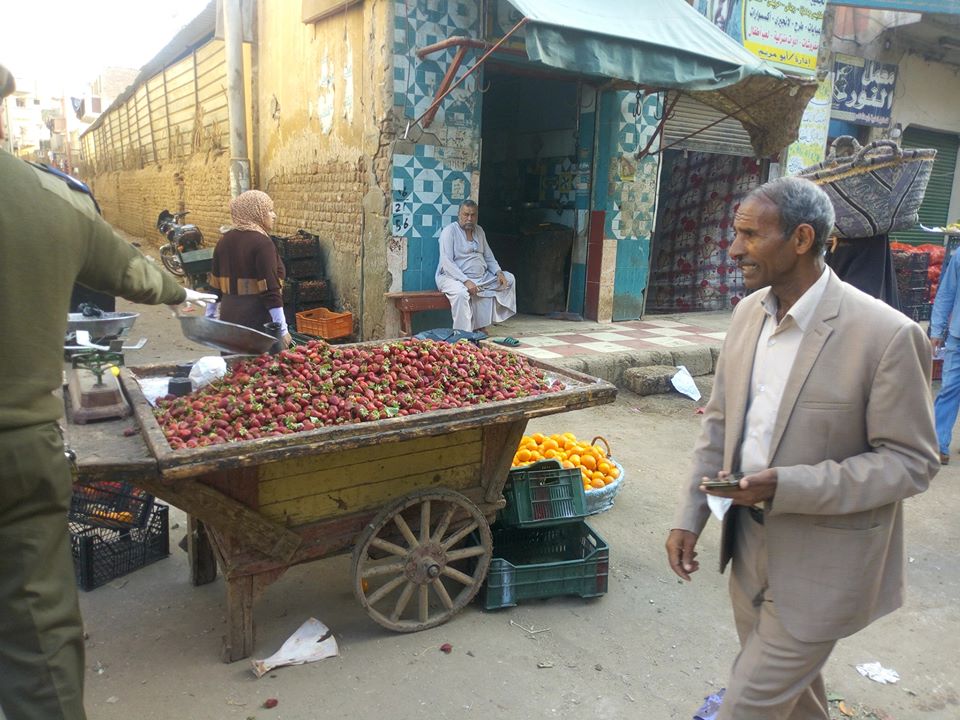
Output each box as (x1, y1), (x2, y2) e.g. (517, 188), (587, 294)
(209, 190), (290, 346)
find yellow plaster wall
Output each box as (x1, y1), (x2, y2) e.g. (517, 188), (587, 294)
(256, 0), (394, 337)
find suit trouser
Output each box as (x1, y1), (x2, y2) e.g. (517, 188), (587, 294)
(718, 507), (835, 720)
(0, 423), (87, 720)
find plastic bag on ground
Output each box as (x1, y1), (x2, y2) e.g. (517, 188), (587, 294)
(672, 365), (702, 401)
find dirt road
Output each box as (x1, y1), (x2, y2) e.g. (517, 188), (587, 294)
(73, 264), (959, 720)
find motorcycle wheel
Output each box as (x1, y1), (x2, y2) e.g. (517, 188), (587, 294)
(160, 245), (185, 276)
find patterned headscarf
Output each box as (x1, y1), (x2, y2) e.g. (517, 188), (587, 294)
(229, 190), (274, 237)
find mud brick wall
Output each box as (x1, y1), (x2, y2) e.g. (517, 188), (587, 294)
(267, 158), (366, 250)
(265, 157), (368, 318)
(85, 153), (232, 246)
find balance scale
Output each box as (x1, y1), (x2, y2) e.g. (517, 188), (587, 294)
(64, 312), (147, 424)
(65, 349), (129, 424)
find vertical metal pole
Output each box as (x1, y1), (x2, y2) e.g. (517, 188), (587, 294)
(60, 94), (73, 172)
(223, 0), (250, 196)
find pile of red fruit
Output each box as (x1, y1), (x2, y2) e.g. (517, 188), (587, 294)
(154, 339), (564, 449)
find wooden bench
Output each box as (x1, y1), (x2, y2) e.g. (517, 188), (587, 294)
(385, 291), (450, 335)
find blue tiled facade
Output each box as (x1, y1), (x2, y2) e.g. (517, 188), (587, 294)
(392, 0), (483, 292)
(390, 1), (663, 316)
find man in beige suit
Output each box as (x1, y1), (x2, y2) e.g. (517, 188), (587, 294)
(665, 177), (939, 719)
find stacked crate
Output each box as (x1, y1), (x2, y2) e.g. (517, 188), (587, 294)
(69, 481), (170, 590)
(892, 250), (932, 322)
(272, 230), (331, 331)
(481, 459), (609, 610)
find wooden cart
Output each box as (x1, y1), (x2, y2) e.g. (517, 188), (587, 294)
(66, 358), (615, 662)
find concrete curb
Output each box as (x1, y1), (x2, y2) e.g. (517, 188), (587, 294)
(550, 344), (719, 392)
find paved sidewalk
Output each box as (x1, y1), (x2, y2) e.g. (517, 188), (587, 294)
(485, 310), (732, 386)
(493, 313), (729, 361)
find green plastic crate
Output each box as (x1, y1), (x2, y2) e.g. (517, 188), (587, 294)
(481, 521), (609, 610)
(180, 247), (214, 275)
(499, 459), (587, 528)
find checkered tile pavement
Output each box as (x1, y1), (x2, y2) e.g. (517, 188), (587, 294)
(504, 319), (726, 360)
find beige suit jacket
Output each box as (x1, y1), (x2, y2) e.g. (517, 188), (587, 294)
(674, 269), (939, 643)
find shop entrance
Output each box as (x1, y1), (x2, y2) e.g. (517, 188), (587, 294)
(477, 65), (592, 318)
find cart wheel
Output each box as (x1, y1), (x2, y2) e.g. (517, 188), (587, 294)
(351, 488), (492, 632)
(160, 245), (185, 276)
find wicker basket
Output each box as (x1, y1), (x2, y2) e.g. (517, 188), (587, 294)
(295, 307), (353, 339)
(797, 137), (937, 239)
(584, 436), (625, 515)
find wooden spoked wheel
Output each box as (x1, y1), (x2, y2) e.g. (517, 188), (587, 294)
(351, 489), (493, 632)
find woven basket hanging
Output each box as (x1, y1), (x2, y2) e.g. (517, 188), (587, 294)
(797, 137), (937, 239)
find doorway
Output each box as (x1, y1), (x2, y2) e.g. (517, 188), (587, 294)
(477, 65), (592, 318)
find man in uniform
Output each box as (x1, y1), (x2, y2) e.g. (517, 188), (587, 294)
(0, 62), (214, 720)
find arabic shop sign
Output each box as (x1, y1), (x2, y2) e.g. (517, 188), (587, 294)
(742, 0), (824, 73)
(831, 53), (896, 127)
(785, 74), (833, 175)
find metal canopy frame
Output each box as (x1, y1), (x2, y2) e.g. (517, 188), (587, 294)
(410, 21), (814, 157)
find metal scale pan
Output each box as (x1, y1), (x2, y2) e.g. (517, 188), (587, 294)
(67, 311), (140, 338)
(178, 316), (276, 355)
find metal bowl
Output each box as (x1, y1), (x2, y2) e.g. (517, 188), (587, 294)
(178, 316), (276, 355)
(66, 311), (139, 337)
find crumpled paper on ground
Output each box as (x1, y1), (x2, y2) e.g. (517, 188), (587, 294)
(252, 618), (339, 678)
(856, 661), (899, 684)
(672, 366), (702, 401)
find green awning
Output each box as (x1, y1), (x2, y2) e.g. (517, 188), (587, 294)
(505, 0), (818, 156)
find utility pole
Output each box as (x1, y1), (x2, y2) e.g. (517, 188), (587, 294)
(60, 93), (73, 173)
(223, 0), (250, 196)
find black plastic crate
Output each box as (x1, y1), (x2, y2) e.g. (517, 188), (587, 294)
(70, 481), (155, 530)
(903, 286), (931, 306)
(70, 504), (170, 591)
(892, 251), (930, 273)
(906, 303), (933, 322)
(282, 278), (329, 305)
(273, 230), (321, 260)
(284, 256), (323, 280)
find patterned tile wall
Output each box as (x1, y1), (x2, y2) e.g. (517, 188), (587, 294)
(392, 145), (473, 291)
(603, 91), (662, 242)
(392, 0), (483, 292)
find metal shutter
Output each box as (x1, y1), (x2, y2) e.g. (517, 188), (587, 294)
(891, 127), (959, 246)
(662, 93), (756, 158)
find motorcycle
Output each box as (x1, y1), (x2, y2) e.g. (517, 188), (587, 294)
(156, 209), (204, 276)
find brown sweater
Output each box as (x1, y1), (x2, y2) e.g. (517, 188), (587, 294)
(210, 229), (285, 331)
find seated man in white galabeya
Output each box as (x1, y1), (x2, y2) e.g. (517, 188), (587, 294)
(435, 200), (516, 332)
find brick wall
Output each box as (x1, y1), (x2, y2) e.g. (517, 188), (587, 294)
(266, 157), (368, 317)
(85, 153), (232, 245)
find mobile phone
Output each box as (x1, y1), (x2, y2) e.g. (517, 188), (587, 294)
(701, 472), (744, 489)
